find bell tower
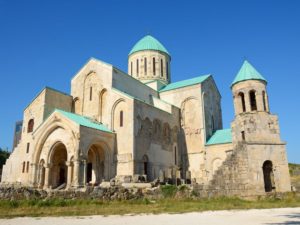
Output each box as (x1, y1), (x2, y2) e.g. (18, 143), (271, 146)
(128, 35), (171, 84)
(230, 60), (291, 193)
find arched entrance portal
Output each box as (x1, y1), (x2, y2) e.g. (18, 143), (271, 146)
(50, 143), (68, 188)
(86, 144), (105, 185)
(263, 160), (275, 192)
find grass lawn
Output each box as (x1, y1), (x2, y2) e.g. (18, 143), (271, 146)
(1, 194), (300, 218)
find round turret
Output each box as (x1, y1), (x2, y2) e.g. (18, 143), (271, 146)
(128, 35), (171, 84)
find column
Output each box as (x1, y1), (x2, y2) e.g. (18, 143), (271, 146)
(30, 163), (37, 187)
(66, 161), (73, 188)
(256, 92), (264, 111)
(73, 160), (80, 187)
(83, 160), (87, 186)
(44, 164), (51, 189)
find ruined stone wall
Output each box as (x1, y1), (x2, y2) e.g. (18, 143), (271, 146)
(133, 99), (180, 181)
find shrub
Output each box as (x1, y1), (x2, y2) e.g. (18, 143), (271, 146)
(160, 185), (177, 198)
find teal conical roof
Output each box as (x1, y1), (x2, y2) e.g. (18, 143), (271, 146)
(129, 35), (170, 55)
(231, 60), (267, 87)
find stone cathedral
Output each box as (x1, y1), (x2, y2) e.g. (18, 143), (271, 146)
(1, 35), (291, 195)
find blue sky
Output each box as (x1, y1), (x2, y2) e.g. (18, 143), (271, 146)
(0, 0), (299, 163)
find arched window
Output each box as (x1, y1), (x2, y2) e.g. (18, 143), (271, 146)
(152, 57), (156, 75)
(26, 161), (30, 173)
(89, 87), (93, 101)
(27, 119), (34, 133)
(160, 59), (163, 77)
(166, 61), (169, 80)
(144, 57), (147, 75)
(136, 59), (139, 77)
(249, 90), (257, 111)
(174, 146), (177, 165)
(130, 61), (133, 75)
(120, 110), (123, 127)
(262, 91), (267, 111)
(238, 92), (246, 112)
(26, 143), (30, 153)
(22, 161), (25, 173)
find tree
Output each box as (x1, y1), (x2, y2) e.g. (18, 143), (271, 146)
(0, 148), (10, 169)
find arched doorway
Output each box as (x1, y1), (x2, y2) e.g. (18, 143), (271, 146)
(86, 144), (105, 185)
(50, 143), (68, 188)
(263, 160), (275, 192)
(142, 155), (149, 181)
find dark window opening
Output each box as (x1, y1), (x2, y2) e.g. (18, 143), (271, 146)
(166, 61), (169, 80)
(153, 58), (156, 75)
(27, 119), (34, 133)
(89, 87), (92, 101)
(144, 57), (147, 75)
(160, 59), (163, 77)
(22, 161), (25, 173)
(26, 161), (30, 173)
(120, 110), (123, 127)
(174, 146), (177, 165)
(130, 62), (133, 75)
(241, 131), (245, 141)
(26, 143), (30, 153)
(238, 92), (246, 112)
(249, 90), (257, 111)
(136, 59), (139, 77)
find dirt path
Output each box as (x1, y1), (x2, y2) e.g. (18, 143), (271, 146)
(1, 207), (300, 225)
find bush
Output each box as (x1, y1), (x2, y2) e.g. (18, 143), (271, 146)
(160, 185), (177, 198)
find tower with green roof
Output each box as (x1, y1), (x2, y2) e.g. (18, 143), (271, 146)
(128, 35), (171, 84)
(230, 60), (290, 193)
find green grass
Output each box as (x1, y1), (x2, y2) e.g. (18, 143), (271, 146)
(1, 193), (300, 218)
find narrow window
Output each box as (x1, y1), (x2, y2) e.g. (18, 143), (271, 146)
(27, 119), (34, 133)
(26, 161), (30, 173)
(89, 87), (92, 101)
(153, 57), (156, 75)
(262, 91), (267, 111)
(144, 57), (147, 75)
(160, 59), (163, 77)
(26, 143), (30, 153)
(166, 61), (169, 80)
(136, 59), (139, 77)
(120, 110), (123, 127)
(249, 90), (257, 111)
(174, 146), (177, 165)
(22, 161), (25, 173)
(241, 131), (245, 141)
(238, 92), (246, 112)
(130, 61), (133, 75)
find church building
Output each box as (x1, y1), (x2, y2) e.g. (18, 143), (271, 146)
(1, 35), (291, 194)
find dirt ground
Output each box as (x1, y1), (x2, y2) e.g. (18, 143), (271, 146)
(1, 207), (300, 225)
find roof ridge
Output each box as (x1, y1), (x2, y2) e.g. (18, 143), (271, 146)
(159, 74), (211, 92)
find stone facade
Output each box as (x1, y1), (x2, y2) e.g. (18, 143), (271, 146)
(1, 35), (291, 195)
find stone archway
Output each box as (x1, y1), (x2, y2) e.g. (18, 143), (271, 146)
(86, 144), (106, 185)
(263, 160), (275, 192)
(49, 143), (68, 189)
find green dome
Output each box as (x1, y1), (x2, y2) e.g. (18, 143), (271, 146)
(129, 35), (170, 56)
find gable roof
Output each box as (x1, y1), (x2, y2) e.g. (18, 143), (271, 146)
(231, 60), (267, 87)
(206, 129), (232, 146)
(129, 35), (170, 55)
(55, 109), (113, 133)
(159, 75), (211, 92)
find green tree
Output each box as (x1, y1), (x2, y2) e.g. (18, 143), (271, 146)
(0, 148), (10, 169)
